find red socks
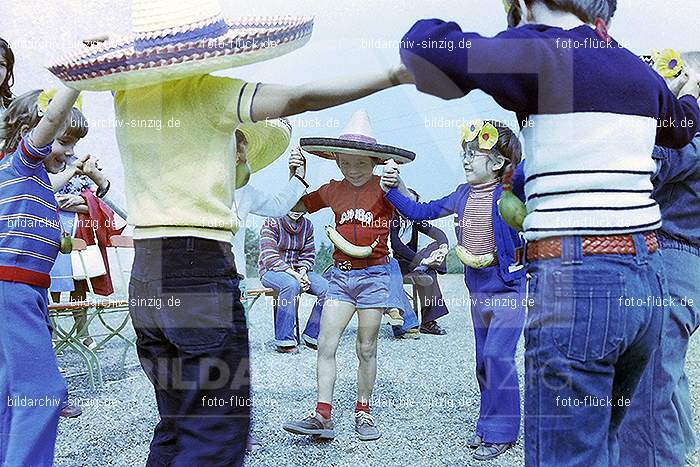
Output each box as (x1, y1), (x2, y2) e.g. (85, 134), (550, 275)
(355, 401), (370, 414)
(315, 402), (332, 419)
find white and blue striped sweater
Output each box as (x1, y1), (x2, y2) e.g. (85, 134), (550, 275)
(401, 21), (700, 240)
(0, 135), (60, 287)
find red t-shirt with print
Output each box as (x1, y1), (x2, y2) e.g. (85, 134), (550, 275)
(302, 175), (393, 262)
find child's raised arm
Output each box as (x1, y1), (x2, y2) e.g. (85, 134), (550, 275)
(385, 187), (460, 222)
(29, 87), (80, 148)
(250, 65), (413, 122)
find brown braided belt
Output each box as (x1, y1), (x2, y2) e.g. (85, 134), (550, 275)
(526, 232), (659, 262)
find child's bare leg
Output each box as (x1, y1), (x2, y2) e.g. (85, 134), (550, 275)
(356, 308), (383, 403)
(317, 299), (356, 403)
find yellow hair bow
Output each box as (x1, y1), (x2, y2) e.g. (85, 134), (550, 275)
(37, 89), (83, 116)
(502, 0), (512, 14)
(652, 49), (684, 78)
(460, 119), (499, 151)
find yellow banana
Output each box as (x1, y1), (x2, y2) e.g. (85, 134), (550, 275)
(455, 245), (496, 269)
(325, 226), (379, 258)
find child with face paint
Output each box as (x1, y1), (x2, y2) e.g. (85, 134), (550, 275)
(382, 120), (525, 461)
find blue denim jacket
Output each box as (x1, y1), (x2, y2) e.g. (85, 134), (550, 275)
(385, 185), (524, 285)
(652, 133), (700, 248)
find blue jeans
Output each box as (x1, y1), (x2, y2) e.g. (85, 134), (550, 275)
(0, 282), (67, 467)
(466, 265), (525, 444)
(524, 234), (666, 467)
(260, 270), (327, 346)
(619, 241), (700, 466)
(129, 237), (249, 467)
(387, 258), (420, 336)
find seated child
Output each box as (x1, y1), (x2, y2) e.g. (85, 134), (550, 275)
(282, 110), (415, 441)
(382, 120), (525, 461)
(390, 190), (450, 335)
(259, 210), (327, 353)
(386, 254), (420, 339)
(0, 87), (82, 466)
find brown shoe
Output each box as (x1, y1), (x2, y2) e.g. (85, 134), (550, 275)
(354, 411), (381, 441)
(276, 345), (299, 354)
(283, 412), (335, 439)
(420, 320), (447, 335)
(60, 403), (82, 419)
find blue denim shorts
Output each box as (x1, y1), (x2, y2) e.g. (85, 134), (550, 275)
(327, 263), (391, 309)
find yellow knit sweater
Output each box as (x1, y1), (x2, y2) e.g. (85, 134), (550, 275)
(114, 74), (258, 242)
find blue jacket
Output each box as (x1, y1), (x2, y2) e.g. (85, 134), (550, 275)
(385, 185), (524, 285)
(652, 133), (700, 247)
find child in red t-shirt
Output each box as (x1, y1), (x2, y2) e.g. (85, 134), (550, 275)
(282, 110), (415, 441)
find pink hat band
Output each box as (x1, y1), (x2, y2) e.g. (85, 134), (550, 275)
(339, 133), (377, 144)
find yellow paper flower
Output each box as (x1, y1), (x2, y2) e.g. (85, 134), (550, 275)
(37, 89), (83, 116)
(652, 48), (684, 78)
(460, 119), (484, 145)
(478, 123), (499, 151)
(502, 0), (512, 14)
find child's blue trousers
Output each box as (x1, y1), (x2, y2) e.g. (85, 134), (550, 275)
(465, 265), (525, 444)
(0, 281), (67, 466)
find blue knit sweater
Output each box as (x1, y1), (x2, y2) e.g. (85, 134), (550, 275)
(401, 21), (700, 240)
(0, 135), (60, 287)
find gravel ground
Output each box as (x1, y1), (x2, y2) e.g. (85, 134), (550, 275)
(54, 274), (700, 466)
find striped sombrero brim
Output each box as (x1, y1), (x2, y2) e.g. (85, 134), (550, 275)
(300, 137), (415, 164)
(48, 17), (314, 92)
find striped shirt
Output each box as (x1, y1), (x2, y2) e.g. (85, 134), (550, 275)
(461, 180), (497, 254)
(258, 216), (315, 278)
(401, 21), (700, 240)
(0, 134), (61, 287)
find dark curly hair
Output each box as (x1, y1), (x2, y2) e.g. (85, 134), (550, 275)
(0, 38), (14, 109)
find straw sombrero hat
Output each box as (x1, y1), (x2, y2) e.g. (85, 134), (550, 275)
(300, 110), (415, 164)
(237, 118), (292, 173)
(47, 0), (314, 91)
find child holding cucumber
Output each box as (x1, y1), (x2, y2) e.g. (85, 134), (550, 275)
(381, 120), (525, 461)
(282, 110), (415, 441)
(0, 86), (81, 466)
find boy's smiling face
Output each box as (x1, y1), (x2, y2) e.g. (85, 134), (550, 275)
(336, 153), (376, 187)
(44, 134), (79, 174)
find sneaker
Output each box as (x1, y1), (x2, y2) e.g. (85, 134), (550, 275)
(473, 442), (514, 461)
(385, 308), (404, 326)
(468, 434), (483, 449)
(398, 328), (420, 340)
(276, 345), (299, 354)
(60, 403), (82, 419)
(354, 411), (381, 441)
(420, 320), (447, 335)
(304, 341), (318, 351)
(283, 412), (335, 439)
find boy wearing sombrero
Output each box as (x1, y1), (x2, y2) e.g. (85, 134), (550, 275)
(282, 110), (414, 441)
(48, 0), (411, 464)
(398, 0), (700, 465)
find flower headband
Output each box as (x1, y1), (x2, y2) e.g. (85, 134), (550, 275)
(460, 120), (499, 151)
(642, 49), (684, 79)
(37, 88), (83, 117)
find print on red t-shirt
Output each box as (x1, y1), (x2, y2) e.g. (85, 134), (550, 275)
(302, 175), (394, 262)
